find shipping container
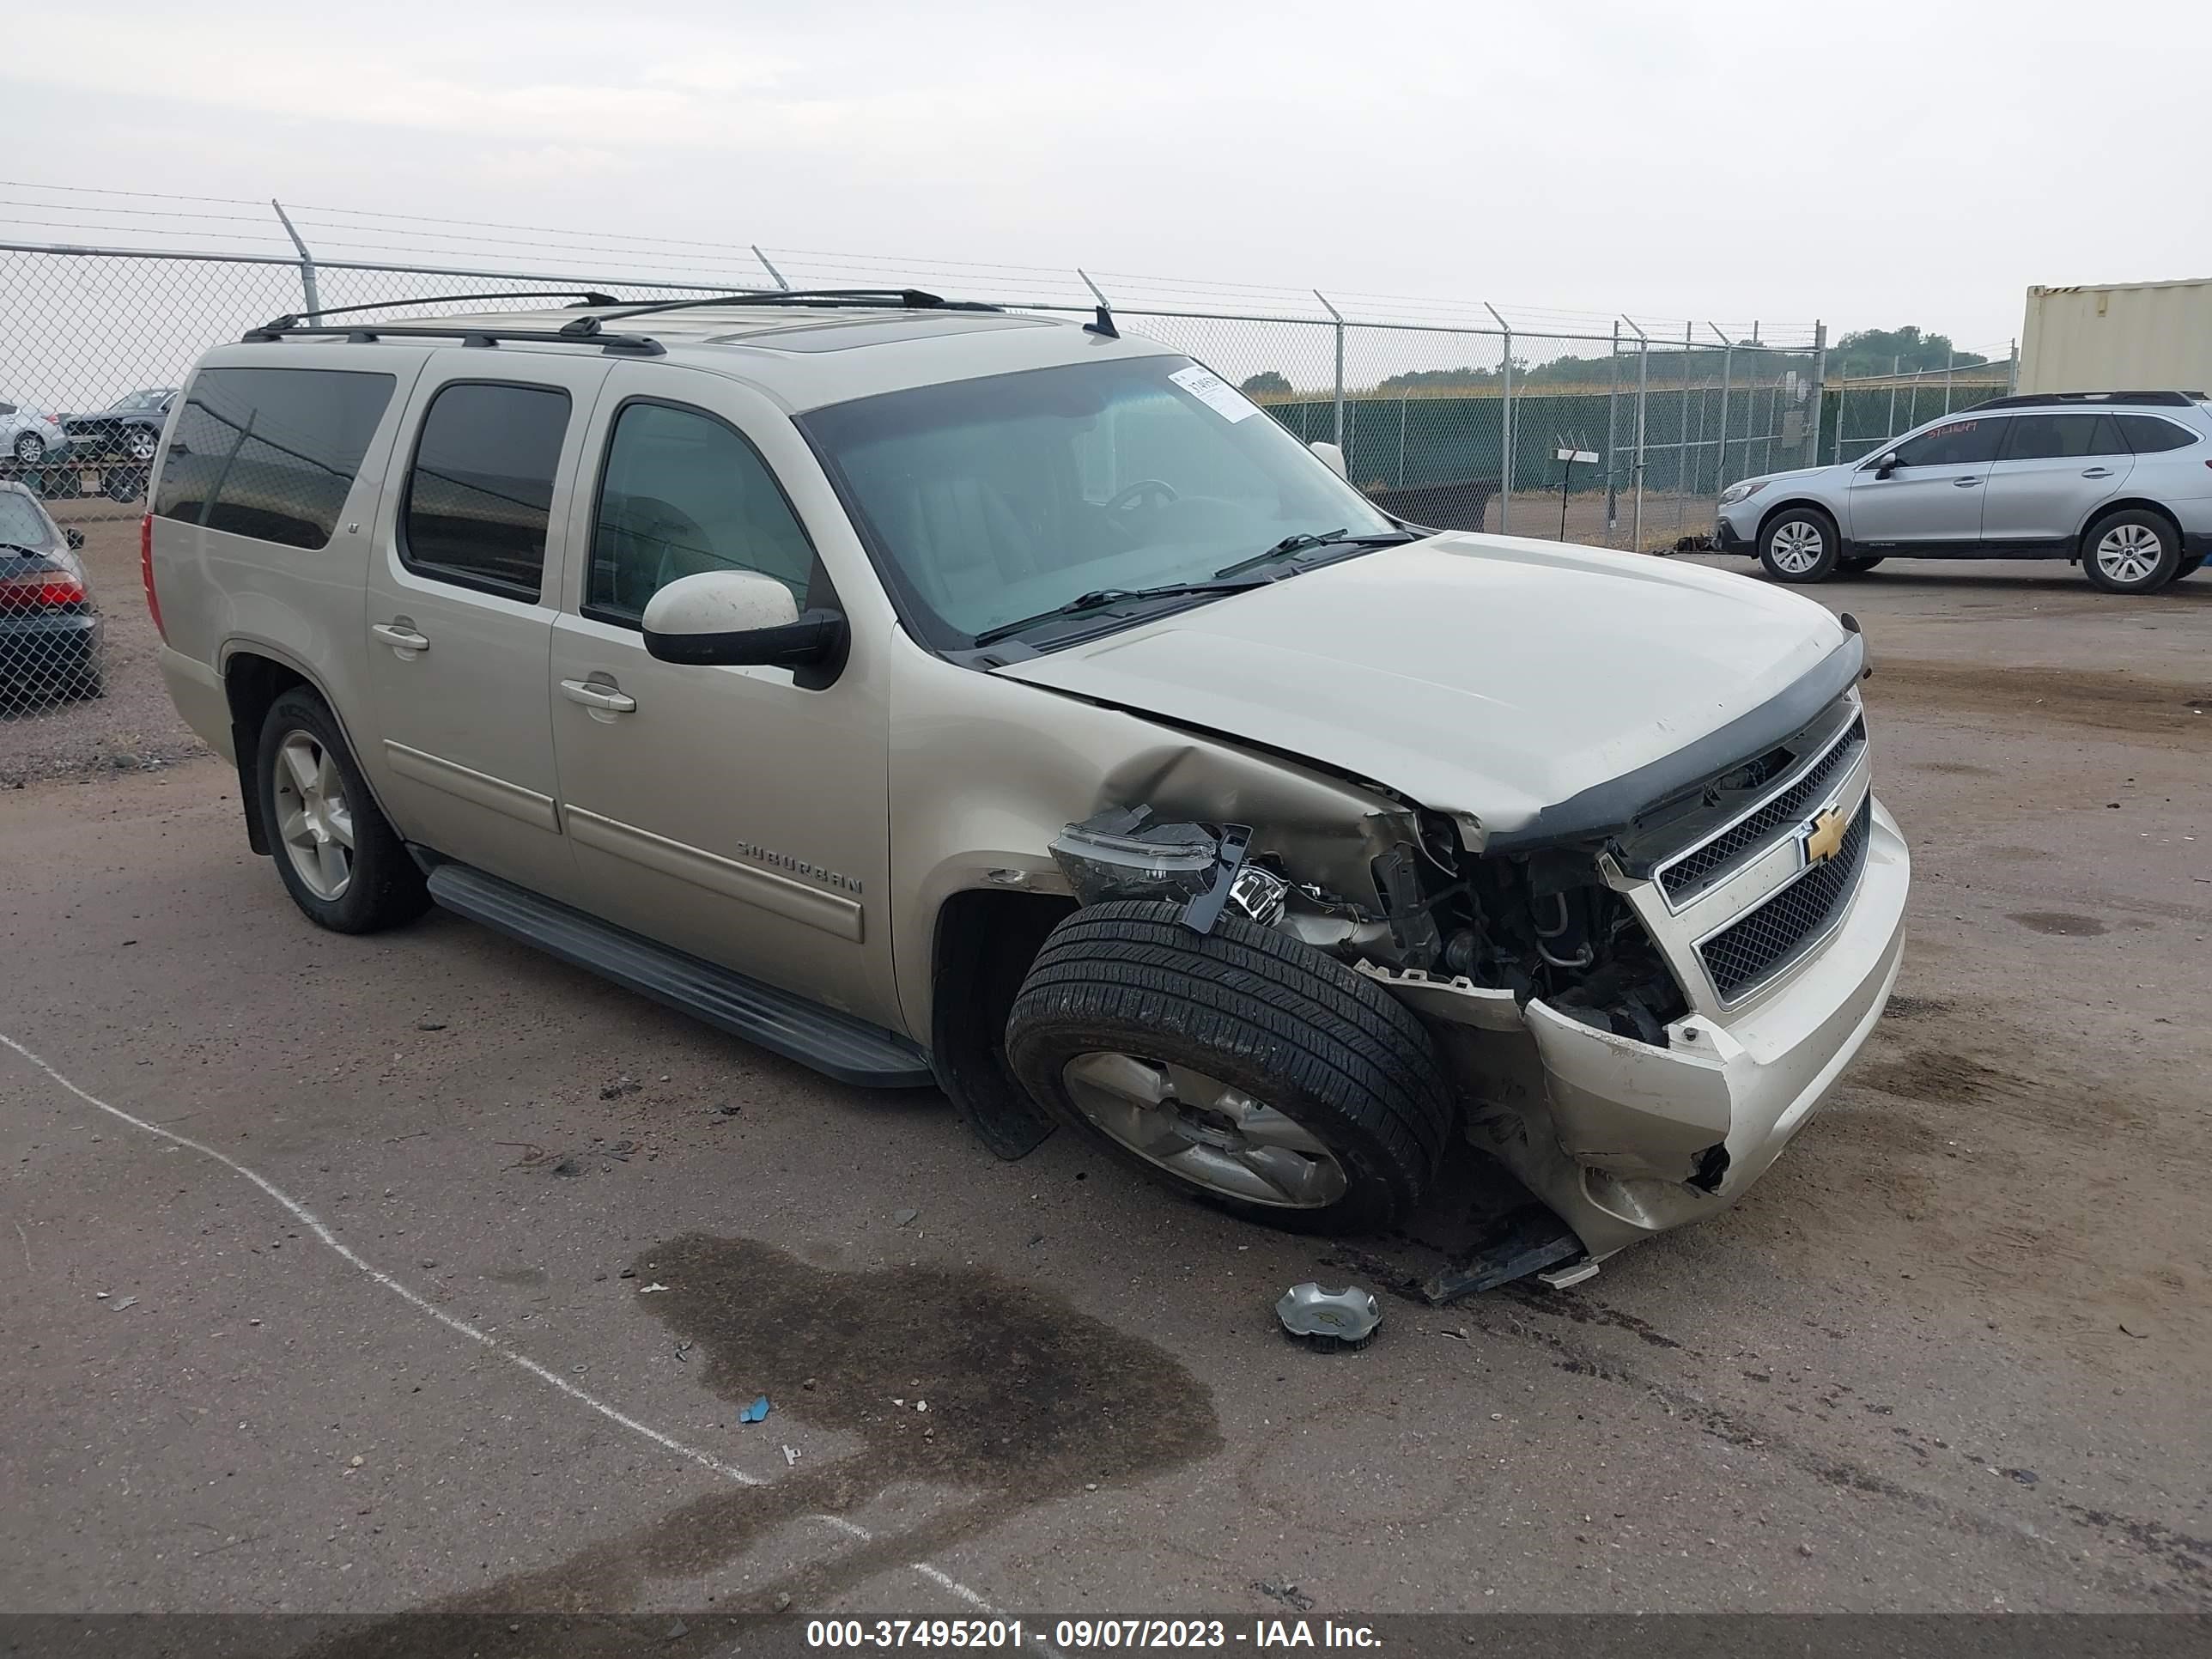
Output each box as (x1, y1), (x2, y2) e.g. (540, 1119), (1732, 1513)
(2020, 277), (2212, 394)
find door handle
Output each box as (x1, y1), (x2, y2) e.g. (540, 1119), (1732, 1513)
(560, 678), (637, 714)
(2081, 466), (2113, 478)
(1952, 477), (1983, 488)
(370, 621), (430, 653)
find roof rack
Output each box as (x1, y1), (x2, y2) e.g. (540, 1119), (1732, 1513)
(252, 290), (629, 331)
(1966, 390), (2204, 411)
(240, 319), (665, 356)
(562, 288), (1005, 331)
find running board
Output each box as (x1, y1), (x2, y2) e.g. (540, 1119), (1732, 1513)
(424, 862), (934, 1089)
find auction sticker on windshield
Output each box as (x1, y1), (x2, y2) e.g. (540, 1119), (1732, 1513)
(1168, 364), (1261, 422)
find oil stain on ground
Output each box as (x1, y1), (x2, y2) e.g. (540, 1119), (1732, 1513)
(305, 1236), (1220, 1656)
(2007, 910), (2110, 937)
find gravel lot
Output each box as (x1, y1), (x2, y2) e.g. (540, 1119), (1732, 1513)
(2, 550), (2208, 1634)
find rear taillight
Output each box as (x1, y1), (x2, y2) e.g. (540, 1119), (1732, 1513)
(0, 572), (88, 610)
(141, 512), (165, 640)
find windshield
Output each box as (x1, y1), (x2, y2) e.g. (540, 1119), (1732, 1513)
(110, 390), (168, 411)
(800, 355), (1396, 647)
(0, 493), (54, 550)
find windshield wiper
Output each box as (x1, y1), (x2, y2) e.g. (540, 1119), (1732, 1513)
(1213, 528), (1414, 579)
(970, 577), (1273, 647)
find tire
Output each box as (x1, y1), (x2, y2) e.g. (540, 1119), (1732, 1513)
(124, 426), (158, 463)
(11, 431), (46, 465)
(103, 466), (147, 503)
(1759, 507), (1841, 583)
(255, 688), (429, 933)
(1006, 898), (1455, 1235)
(2172, 554), (2204, 580)
(1838, 556), (1885, 575)
(2081, 507), (2182, 594)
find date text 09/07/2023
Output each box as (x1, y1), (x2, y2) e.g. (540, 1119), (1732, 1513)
(805, 1619), (1385, 1650)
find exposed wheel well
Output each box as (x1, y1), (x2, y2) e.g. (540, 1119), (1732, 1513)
(2073, 499), (2180, 564)
(222, 652), (312, 855)
(930, 887), (1077, 1158)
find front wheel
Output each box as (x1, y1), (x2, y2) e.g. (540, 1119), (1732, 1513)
(1759, 508), (1841, 583)
(11, 431), (46, 465)
(256, 689), (429, 933)
(125, 427), (159, 463)
(2081, 508), (2181, 594)
(1006, 900), (1455, 1235)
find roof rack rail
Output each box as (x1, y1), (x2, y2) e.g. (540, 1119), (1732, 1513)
(240, 319), (664, 357)
(252, 290), (629, 331)
(1967, 389), (2200, 410)
(562, 288), (1005, 331)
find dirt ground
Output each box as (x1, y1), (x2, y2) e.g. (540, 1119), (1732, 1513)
(1, 545), (2209, 1634)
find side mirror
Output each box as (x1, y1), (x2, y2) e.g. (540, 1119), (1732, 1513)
(64, 528), (85, 550)
(641, 568), (844, 671)
(1873, 452), (1899, 478)
(1309, 440), (1348, 480)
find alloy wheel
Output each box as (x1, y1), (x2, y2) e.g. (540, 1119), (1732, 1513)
(1769, 519), (1825, 574)
(272, 731), (356, 900)
(1060, 1051), (1350, 1208)
(2094, 523), (2165, 586)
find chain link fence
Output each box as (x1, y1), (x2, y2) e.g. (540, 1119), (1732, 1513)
(1821, 345), (2019, 464)
(2, 228), (1836, 717)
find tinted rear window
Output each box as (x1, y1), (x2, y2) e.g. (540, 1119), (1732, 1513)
(0, 492), (53, 549)
(1999, 413), (2124, 460)
(153, 367), (396, 550)
(2116, 414), (2201, 454)
(400, 382), (570, 600)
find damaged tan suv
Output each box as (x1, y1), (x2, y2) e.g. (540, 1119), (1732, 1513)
(144, 289), (1907, 1268)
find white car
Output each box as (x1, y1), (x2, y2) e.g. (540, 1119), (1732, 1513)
(1, 398), (71, 465)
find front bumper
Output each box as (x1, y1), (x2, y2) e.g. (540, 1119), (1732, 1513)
(1714, 507), (1757, 552)
(1447, 796), (1908, 1261)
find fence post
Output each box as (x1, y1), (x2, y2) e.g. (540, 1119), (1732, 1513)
(1673, 322), (1693, 535)
(1486, 302), (1512, 533)
(1887, 356), (1899, 446)
(1397, 390), (1408, 488)
(754, 246), (793, 290)
(1711, 325), (1733, 494)
(1315, 290), (1346, 448)
(1808, 320), (1827, 467)
(1690, 334), (1711, 499)
(2008, 338), (2019, 396)
(1604, 321), (1621, 536)
(1942, 348), (1954, 415)
(270, 199), (319, 319)
(1625, 318), (1650, 552)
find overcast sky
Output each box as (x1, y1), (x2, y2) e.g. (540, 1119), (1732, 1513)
(7, 0), (2209, 348)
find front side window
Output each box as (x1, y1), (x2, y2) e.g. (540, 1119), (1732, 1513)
(588, 401), (816, 624)
(801, 355), (1395, 646)
(1893, 417), (2002, 468)
(1998, 413), (2124, 461)
(401, 382), (571, 600)
(152, 367), (397, 550)
(2116, 414), (2202, 454)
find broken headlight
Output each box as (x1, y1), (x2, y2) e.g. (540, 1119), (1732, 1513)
(1050, 807), (1219, 905)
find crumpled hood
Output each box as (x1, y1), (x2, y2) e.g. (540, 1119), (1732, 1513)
(997, 532), (1852, 842)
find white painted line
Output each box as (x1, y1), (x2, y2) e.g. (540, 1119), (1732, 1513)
(1, 1031), (1027, 1626)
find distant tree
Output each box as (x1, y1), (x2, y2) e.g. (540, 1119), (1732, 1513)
(1376, 365), (1501, 392)
(1829, 326), (1987, 378)
(1239, 369), (1293, 397)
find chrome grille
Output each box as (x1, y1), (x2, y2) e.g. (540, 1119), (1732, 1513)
(1659, 714), (1865, 906)
(1697, 802), (1871, 1004)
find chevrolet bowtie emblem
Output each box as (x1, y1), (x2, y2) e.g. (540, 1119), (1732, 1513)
(1803, 807), (1848, 866)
